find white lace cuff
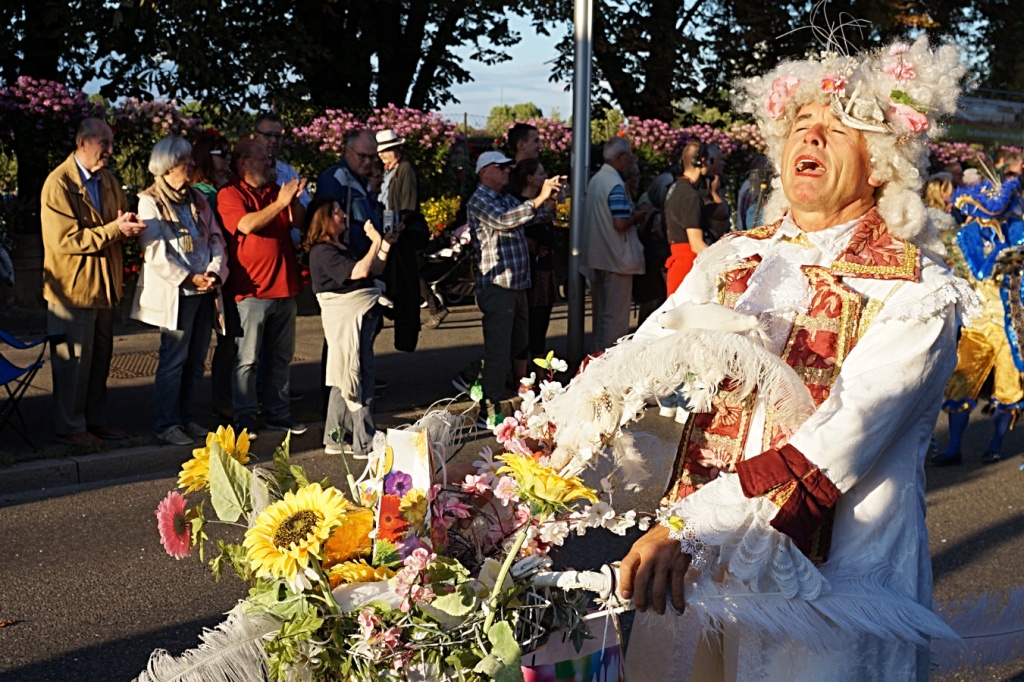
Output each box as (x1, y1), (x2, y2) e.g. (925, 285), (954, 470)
(661, 473), (826, 600)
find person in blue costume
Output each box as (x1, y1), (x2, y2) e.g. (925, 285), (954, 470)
(934, 175), (1024, 465)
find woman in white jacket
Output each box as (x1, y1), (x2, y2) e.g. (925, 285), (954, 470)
(131, 136), (229, 445)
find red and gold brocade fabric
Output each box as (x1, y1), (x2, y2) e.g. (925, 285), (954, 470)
(661, 208), (921, 562)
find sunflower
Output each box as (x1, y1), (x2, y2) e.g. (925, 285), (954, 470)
(322, 506), (375, 569)
(178, 425), (252, 494)
(327, 560), (395, 589)
(496, 454), (598, 511)
(244, 483), (350, 585)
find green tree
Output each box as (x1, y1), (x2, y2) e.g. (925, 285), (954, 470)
(485, 102), (544, 136)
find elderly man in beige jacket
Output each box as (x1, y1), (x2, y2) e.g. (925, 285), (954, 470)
(40, 117), (147, 445)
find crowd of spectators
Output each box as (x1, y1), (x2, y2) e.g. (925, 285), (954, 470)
(39, 113), (425, 451)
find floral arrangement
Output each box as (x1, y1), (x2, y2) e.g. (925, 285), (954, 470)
(142, 356), (641, 682)
(420, 195), (462, 237)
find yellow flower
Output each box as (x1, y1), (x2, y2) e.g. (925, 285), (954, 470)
(666, 515), (685, 533)
(177, 425), (251, 493)
(399, 489), (428, 527)
(496, 455), (598, 509)
(322, 506), (375, 569)
(244, 483), (350, 585)
(327, 560), (395, 589)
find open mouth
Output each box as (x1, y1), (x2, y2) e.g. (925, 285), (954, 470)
(795, 156), (825, 176)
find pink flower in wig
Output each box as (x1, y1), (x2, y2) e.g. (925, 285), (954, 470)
(889, 43), (910, 56)
(889, 102), (929, 132)
(766, 75), (801, 120)
(155, 491), (191, 559)
(820, 75), (847, 95)
(885, 61), (916, 82)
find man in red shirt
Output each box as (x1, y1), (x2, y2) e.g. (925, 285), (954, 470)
(217, 139), (307, 438)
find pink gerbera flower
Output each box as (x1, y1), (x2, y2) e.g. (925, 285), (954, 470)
(155, 491), (191, 559)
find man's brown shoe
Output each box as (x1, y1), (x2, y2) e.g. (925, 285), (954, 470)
(56, 432), (104, 447)
(89, 425), (129, 440)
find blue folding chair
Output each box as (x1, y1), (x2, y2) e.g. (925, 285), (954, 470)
(0, 329), (66, 449)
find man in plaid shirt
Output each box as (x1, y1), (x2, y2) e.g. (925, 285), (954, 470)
(463, 151), (562, 425)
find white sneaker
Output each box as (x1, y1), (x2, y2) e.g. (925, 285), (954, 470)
(675, 407), (690, 425)
(658, 404), (678, 418)
(324, 444), (343, 455)
(185, 422), (209, 439)
(157, 425), (194, 446)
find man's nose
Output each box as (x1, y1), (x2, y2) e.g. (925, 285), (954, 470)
(803, 123), (826, 146)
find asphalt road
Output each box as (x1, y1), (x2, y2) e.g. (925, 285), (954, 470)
(3, 409), (1024, 681)
(2, 300), (1024, 681)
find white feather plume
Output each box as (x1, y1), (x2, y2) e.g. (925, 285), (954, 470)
(544, 328), (815, 485)
(134, 605), (278, 682)
(932, 587), (1024, 674)
(683, 572), (959, 651)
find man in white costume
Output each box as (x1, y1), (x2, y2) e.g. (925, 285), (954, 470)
(616, 36), (974, 681)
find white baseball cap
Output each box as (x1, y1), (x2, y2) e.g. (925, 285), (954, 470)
(475, 150), (514, 174)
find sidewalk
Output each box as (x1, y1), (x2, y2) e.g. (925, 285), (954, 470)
(0, 301), (575, 497)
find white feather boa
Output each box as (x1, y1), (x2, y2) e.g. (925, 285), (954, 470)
(544, 327), (815, 489)
(134, 605), (278, 682)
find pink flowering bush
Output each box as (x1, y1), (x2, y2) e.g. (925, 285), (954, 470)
(293, 105), (463, 199)
(0, 77), (106, 197)
(929, 141), (988, 169)
(292, 109), (365, 157)
(108, 98), (205, 191)
(491, 118), (572, 177)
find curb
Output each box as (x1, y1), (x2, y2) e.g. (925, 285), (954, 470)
(0, 396), (518, 498)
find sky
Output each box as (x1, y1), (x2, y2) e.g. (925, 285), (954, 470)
(443, 16), (574, 124)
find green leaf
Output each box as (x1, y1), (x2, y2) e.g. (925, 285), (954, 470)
(419, 584), (477, 627)
(189, 501), (207, 562)
(889, 89), (928, 113)
(428, 555), (471, 584)
(372, 539), (400, 567)
(473, 621), (524, 682)
(208, 541), (249, 582)
(208, 442), (252, 522)
(289, 464), (310, 488)
(272, 432), (293, 490)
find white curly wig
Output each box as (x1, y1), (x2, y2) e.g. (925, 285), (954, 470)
(734, 34), (965, 240)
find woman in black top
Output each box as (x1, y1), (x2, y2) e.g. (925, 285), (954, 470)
(509, 158), (559, 360)
(307, 195), (398, 458)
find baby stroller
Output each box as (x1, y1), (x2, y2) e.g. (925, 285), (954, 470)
(421, 224), (476, 306)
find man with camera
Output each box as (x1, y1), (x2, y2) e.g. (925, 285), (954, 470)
(463, 151), (562, 427)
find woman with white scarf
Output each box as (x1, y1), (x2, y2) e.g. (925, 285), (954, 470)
(131, 136), (229, 446)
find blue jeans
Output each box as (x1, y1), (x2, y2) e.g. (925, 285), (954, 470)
(233, 296), (297, 426)
(153, 292), (216, 432)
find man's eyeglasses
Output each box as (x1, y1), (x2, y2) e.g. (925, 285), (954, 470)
(255, 130), (284, 140)
(353, 151), (376, 162)
(209, 149), (230, 157)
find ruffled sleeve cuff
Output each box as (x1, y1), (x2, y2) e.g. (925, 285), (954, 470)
(735, 444), (840, 562)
